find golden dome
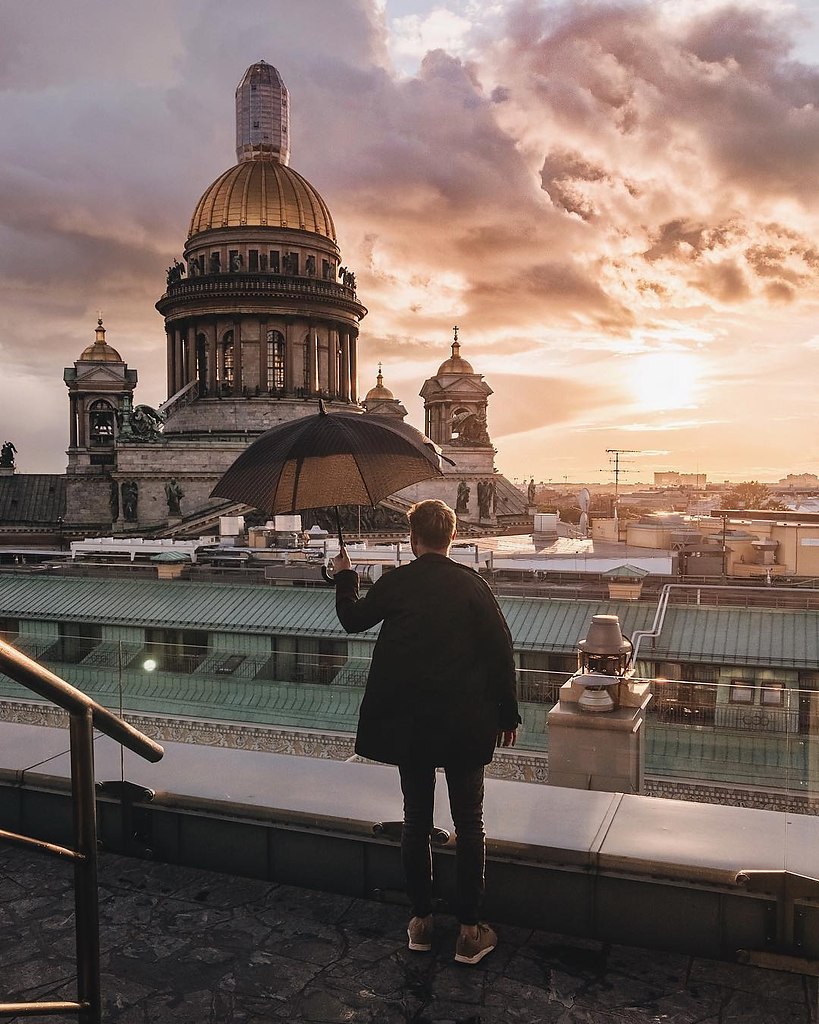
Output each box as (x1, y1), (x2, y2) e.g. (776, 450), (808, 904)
(188, 159), (336, 240)
(437, 339), (473, 376)
(79, 319), (122, 362)
(365, 366), (395, 402)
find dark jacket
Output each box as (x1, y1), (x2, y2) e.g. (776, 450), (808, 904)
(335, 553), (519, 767)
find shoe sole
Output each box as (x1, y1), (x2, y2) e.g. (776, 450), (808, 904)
(454, 944), (496, 964)
(407, 929), (432, 952)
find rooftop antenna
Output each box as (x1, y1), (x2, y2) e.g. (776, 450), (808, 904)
(605, 449), (642, 501)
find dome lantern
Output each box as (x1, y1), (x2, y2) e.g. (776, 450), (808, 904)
(236, 60), (290, 166)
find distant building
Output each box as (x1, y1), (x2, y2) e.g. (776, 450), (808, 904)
(594, 510), (819, 579)
(654, 471), (707, 488)
(778, 473), (819, 489)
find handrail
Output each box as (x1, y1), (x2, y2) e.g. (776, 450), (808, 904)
(0, 638), (163, 1022)
(0, 637), (163, 762)
(631, 582), (819, 665)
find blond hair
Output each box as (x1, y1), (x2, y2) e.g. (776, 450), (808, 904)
(407, 499), (456, 550)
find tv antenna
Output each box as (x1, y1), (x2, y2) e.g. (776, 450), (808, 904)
(605, 449), (642, 499)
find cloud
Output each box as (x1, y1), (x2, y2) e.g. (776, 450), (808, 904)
(1, 0), (819, 481)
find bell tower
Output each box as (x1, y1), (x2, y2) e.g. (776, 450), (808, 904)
(420, 327), (493, 449)
(64, 319), (137, 473)
(63, 319), (137, 527)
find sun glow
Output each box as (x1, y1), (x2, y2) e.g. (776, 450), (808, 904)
(628, 352), (703, 412)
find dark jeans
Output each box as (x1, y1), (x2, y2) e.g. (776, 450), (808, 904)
(399, 763), (485, 925)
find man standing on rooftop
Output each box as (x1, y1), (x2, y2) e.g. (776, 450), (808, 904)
(332, 498), (519, 964)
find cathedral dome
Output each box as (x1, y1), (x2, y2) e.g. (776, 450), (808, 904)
(188, 160), (336, 240)
(78, 319), (122, 362)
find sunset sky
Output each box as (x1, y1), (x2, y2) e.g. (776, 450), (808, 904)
(2, 0), (819, 485)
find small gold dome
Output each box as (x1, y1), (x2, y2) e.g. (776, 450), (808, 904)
(437, 339), (473, 376)
(79, 319), (122, 362)
(365, 366), (395, 402)
(188, 159), (336, 240)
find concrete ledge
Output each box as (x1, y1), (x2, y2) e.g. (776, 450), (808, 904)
(1, 720), (818, 963)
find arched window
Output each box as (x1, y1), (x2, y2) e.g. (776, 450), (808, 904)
(451, 406), (470, 441)
(220, 331), (234, 393)
(267, 330), (285, 391)
(88, 399), (115, 447)
(196, 333), (208, 395)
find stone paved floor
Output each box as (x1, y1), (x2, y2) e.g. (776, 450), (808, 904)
(0, 846), (815, 1023)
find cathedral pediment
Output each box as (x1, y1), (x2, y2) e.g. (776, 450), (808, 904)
(74, 365), (128, 385)
(420, 376), (492, 399)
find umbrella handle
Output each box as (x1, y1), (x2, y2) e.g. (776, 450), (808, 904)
(320, 507), (346, 585)
(334, 506), (344, 548)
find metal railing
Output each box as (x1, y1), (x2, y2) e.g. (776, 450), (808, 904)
(1, 629), (818, 795)
(0, 637), (163, 1023)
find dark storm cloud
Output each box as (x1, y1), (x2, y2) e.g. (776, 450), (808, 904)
(540, 150), (613, 220)
(642, 220), (742, 263)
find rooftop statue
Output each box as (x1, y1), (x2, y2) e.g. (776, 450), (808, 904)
(451, 411), (490, 446)
(166, 259), (186, 286)
(129, 404), (165, 442)
(164, 478), (184, 517)
(0, 441), (17, 468)
(456, 480), (470, 513)
(121, 480), (138, 522)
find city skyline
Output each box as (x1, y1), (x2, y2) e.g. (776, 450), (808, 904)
(1, 0), (819, 483)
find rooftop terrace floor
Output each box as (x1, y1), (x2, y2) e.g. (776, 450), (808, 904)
(1, 846), (815, 1024)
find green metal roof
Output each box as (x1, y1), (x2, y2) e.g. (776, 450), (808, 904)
(644, 605), (819, 669)
(0, 474), (66, 524)
(603, 564), (650, 578)
(0, 575), (815, 668)
(0, 574), (348, 638)
(151, 551), (192, 563)
(500, 597), (654, 652)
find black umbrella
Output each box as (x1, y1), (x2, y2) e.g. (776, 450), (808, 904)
(211, 401), (451, 550)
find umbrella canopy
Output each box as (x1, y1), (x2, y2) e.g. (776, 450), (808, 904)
(211, 404), (449, 516)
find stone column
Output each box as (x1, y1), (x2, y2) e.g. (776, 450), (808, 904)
(185, 325), (194, 385)
(327, 328), (338, 398)
(207, 322), (218, 395)
(340, 331), (351, 401)
(233, 319), (243, 394)
(174, 328), (184, 395)
(69, 395), (78, 448)
(259, 320), (268, 392)
(349, 329), (358, 403)
(308, 326), (318, 393)
(166, 328), (174, 399)
(285, 322), (296, 394)
(76, 397), (87, 448)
